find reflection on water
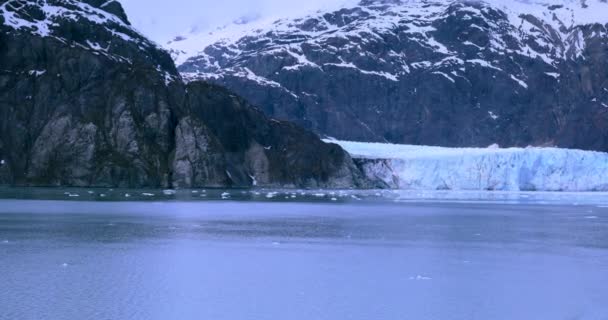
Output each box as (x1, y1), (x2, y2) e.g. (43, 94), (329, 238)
(1, 195), (608, 320)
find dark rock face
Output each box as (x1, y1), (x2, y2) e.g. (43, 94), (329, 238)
(183, 82), (364, 188)
(0, 0), (364, 188)
(178, 0), (608, 152)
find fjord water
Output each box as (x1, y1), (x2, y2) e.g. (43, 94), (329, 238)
(1, 190), (607, 320)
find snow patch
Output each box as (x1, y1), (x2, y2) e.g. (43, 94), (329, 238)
(28, 70), (46, 77)
(324, 61), (399, 81)
(432, 71), (455, 83)
(510, 75), (528, 89)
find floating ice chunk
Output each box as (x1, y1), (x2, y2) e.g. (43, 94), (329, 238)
(221, 192), (231, 199)
(142, 193), (154, 197)
(266, 192), (278, 198)
(163, 189), (176, 195)
(28, 70), (46, 77)
(409, 275), (432, 281)
(0, 160), (5, 165)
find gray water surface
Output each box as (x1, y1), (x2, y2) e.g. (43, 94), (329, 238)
(1, 196), (607, 320)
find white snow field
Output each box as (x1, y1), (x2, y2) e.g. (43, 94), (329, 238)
(327, 140), (608, 192)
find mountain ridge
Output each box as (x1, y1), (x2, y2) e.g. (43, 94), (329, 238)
(173, 0), (608, 151)
(0, 0), (367, 188)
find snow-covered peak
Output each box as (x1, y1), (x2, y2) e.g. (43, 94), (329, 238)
(1, 0), (128, 36)
(167, 0), (608, 66)
(170, 0), (608, 149)
(166, 0), (360, 65)
(487, 0), (608, 30)
(0, 0), (167, 66)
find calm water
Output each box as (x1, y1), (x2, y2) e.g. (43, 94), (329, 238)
(1, 190), (608, 320)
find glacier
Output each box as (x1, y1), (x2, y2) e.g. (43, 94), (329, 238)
(327, 140), (608, 192)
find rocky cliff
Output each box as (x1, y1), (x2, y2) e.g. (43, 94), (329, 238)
(0, 0), (365, 188)
(175, 0), (608, 151)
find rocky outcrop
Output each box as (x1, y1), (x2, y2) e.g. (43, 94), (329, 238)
(176, 0), (608, 152)
(0, 0), (366, 188)
(183, 82), (365, 188)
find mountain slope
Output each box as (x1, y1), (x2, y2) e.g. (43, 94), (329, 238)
(0, 0), (365, 188)
(174, 0), (608, 151)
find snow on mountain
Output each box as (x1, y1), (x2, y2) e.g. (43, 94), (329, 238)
(171, 0), (608, 150)
(331, 140), (608, 192)
(0, 0), (366, 188)
(0, 0), (177, 77)
(166, 0), (359, 65)
(1, 0), (128, 37)
(172, 0), (608, 72)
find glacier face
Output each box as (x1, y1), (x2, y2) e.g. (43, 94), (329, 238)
(329, 140), (608, 191)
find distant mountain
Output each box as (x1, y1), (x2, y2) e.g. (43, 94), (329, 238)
(173, 0), (608, 151)
(0, 0), (366, 188)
